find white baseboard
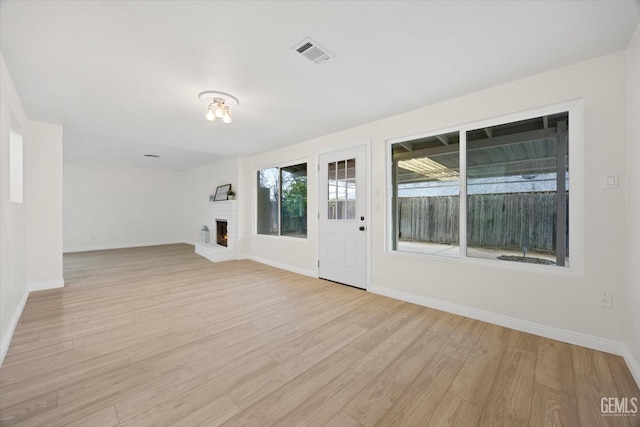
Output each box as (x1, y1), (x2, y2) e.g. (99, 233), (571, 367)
(29, 279), (64, 292)
(245, 255), (316, 278)
(0, 290), (29, 367)
(622, 346), (640, 389)
(63, 241), (185, 253)
(369, 284), (625, 356)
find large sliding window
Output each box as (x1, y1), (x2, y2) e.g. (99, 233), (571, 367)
(391, 110), (571, 267)
(257, 163), (307, 238)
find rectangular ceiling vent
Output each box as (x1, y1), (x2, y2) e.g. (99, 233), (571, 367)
(292, 37), (334, 64)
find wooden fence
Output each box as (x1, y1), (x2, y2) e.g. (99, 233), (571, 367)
(398, 192), (568, 254)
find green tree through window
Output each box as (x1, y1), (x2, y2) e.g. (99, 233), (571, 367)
(257, 163), (307, 238)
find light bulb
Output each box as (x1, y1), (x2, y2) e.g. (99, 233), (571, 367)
(205, 106), (215, 121)
(222, 107), (232, 124)
(214, 101), (225, 118)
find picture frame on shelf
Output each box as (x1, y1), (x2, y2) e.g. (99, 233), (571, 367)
(214, 184), (232, 201)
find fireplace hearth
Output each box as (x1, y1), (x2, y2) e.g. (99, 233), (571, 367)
(216, 219), (228, 247)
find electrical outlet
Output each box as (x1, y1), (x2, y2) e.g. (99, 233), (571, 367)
(598, 292), (613, 309)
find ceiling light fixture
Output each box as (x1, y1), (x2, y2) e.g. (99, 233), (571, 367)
(198, 91), (239, 124)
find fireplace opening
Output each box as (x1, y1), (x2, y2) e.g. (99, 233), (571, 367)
(216, 219), (228, 247)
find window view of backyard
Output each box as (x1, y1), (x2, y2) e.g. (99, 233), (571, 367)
(392, 112), (569, 266)
(257, 163), (307, 238)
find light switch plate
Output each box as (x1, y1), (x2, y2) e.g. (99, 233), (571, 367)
(604, 173), (619, 189)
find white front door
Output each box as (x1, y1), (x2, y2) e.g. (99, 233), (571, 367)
(318, 145), (367, 289)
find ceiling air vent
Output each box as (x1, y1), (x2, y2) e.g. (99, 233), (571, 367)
(292, 37), (334, 64)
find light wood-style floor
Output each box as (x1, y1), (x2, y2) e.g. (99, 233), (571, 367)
(1, 244), (638, 426)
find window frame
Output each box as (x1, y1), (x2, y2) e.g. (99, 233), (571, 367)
(255, 159), (308, 239)
(386, 100), (583, 274)
(9, 128), (24, 204)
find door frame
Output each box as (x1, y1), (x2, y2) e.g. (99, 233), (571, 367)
(315, 140), (372, 290)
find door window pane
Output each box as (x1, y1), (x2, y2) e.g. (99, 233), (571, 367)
(327, 158), (356, 220)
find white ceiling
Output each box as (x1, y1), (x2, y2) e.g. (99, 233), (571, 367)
(1, 1), (639, 170)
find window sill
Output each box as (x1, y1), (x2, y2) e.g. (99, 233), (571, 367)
(385, 248), (581, 277)
(255, 233), (308, 242)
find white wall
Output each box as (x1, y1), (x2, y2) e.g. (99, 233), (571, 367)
(1, 56), (64, 363)
(626, 22), (640, 383)
(180, 157), (240, 244)
(26, 121), (63, 289)
(63, 160), (184, 252)
(64, 155), (241, 251)
(0, 53), (30, 363)
(240, 51), (629, 349)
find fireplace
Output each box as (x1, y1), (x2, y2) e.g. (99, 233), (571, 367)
(216, 219), (228, 247)
(195, 201), (237, 263)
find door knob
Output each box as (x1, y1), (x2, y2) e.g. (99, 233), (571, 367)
(359, 226), (365, 231)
